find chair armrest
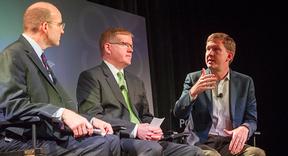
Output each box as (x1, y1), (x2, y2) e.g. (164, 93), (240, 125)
(112, 125), (126, 132)
(253, 131), (261, 147)
(0, 116), (41, 128)
(0, 116), (41, 149)
(112, 125), (126, 136)
(161, 131), (190, 142)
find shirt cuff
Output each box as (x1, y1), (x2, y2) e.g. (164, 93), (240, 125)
(90, 117), (96, 124)
(241, 123), (250, 131)
(52, 108), (64, 121)
(189, 94), (197, 102)
(130, 124), (138, 138)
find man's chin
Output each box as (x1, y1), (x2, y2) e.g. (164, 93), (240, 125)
(126, 61), (132, 65)
(206, 64), (212, 68)
(50, 43), (60, 47)
(54, 40), (61, 46)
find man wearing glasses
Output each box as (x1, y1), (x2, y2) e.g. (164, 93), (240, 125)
(77, 27), (204, 156)
(0, 2), (120, 155)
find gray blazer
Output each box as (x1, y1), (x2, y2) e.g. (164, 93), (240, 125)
(0, 36), (75, 141)
(77, 62), (153, 136)
(174, 69), (257, 145)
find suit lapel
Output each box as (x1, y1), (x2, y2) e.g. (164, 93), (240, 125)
(101, 63), (140, 119)
(19, 36), (60, 94)
(204, 69), (213, 117)
(124, 72), (140, 118)
(101, 63), (127, 107)
(204, 88), (213, 117)
(229, 71), (237, 121)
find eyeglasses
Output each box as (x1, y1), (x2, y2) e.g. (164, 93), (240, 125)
(109, 41), (133, 49)
(47, 21), (65, 29)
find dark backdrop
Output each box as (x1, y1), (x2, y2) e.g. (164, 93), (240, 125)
(89, 0), (286, 155)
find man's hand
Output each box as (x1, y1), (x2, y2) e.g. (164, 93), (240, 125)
(190, 68), (217, 97)
(149, 126), (163, 141)
(91, 118), (113, 135)
(224, 126), (249, 155)
(137, 123), (163, 141)
(62, 109), (93, 138)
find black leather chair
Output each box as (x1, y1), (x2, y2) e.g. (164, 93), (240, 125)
(0, 117), (128, 156)
(0, 116), (45, 156)
(162, 130), (190, 144)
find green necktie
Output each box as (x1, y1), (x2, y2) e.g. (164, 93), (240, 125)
(117, 72), (140, 124)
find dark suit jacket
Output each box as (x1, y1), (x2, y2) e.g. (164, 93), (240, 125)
(77, 62), (153, 136)
(173, 69), (257, 145)
(0, 35), (76, 141)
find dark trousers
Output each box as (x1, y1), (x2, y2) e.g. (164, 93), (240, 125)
(121, 138), (204, 156)
(160, 140), (204, 156)
(121, 138), (163, 156)
(0, 134), (120, 156)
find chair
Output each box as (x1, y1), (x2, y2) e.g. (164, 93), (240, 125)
(246, 131), (261, 147)
(0, 116), (45, 156)
(252, 131), (261, 147)
(112, 125), (127, 135)
(162, 130), (190, 144)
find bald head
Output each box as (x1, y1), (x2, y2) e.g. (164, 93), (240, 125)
(23, 2), (61, 33)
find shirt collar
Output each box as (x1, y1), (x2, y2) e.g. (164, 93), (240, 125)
(225, 71), (230, 81)
(22, 33), (43, 60)
(104, 60), (124, 81)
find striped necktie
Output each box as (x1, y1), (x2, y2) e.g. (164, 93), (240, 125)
(41, 53), (56, 83)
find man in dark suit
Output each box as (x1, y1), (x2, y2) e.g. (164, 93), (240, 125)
(0, 2), (120, 155)
(174, 33), (265, 156)
(77, 27), (204, 156)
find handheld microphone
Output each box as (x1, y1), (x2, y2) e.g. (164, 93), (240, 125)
(93, 129), (106, 136)
(120, 85), (125, 90)
(217, 93), (223, 98)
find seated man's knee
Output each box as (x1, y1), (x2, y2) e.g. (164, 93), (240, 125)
(106, 134), (121, 145)
(244, 146), (266, 156)
(106, 135), (121, 153)
(122, 139), (163, 155)
(133, 141), (163, 155)
(194, 146), (206, 156)
(197, 144), (220, 156)
(149, 142), (163, 155)
(202, 149), (221, 156)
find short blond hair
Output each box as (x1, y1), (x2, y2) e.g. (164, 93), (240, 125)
(207, 32), (236, 63)
(99, 27), (133, 56)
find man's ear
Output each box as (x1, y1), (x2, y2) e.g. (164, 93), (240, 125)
(226, 51), (234, 62)
(40, 22), (49, 33)
(104, 43), (111, 55)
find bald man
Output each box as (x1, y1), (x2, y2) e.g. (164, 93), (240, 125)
(0, 2), (120, 155)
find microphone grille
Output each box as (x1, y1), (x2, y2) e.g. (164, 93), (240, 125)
(217, 93), (223, 98)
